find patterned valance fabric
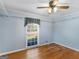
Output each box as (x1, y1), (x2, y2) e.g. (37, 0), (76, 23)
(24, 17), (40, 26)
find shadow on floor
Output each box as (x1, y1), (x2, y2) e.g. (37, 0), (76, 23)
(0, 55), (7, 59)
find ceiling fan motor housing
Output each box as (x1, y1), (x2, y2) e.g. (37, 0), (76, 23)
(49, 0), (56, 8)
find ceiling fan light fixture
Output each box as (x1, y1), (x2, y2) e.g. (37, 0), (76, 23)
(53, 7), (57, 12)
(48, 7), (52, 13)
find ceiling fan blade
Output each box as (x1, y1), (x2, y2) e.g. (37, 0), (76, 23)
(37, 6), (49, 9)
(57, 3), (69, 9)
(58, 6), (69, 9)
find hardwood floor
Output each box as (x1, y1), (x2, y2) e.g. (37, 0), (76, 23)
(7, 43), (79, 59)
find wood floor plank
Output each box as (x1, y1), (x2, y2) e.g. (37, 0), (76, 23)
(7, 43), (79, 59)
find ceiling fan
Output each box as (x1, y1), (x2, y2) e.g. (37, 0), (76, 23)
(37, 0), (69, 13)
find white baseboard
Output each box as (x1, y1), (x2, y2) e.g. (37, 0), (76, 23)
(0, 48), (26, 56)
(1, 42), (78, 56)
(27, 42), (54, 49)
(0, 42), (54, 56)
(39, 42), (53, 47)
(54, 42), (79, 52)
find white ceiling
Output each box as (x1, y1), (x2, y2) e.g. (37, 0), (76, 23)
(0, 0), (79, 21)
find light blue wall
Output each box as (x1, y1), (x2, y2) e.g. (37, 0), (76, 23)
(54, 18), (79, 50)
(0, 13), (53, 53)
(40, 21), (53, 44)
(0, 17), (26, 53)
